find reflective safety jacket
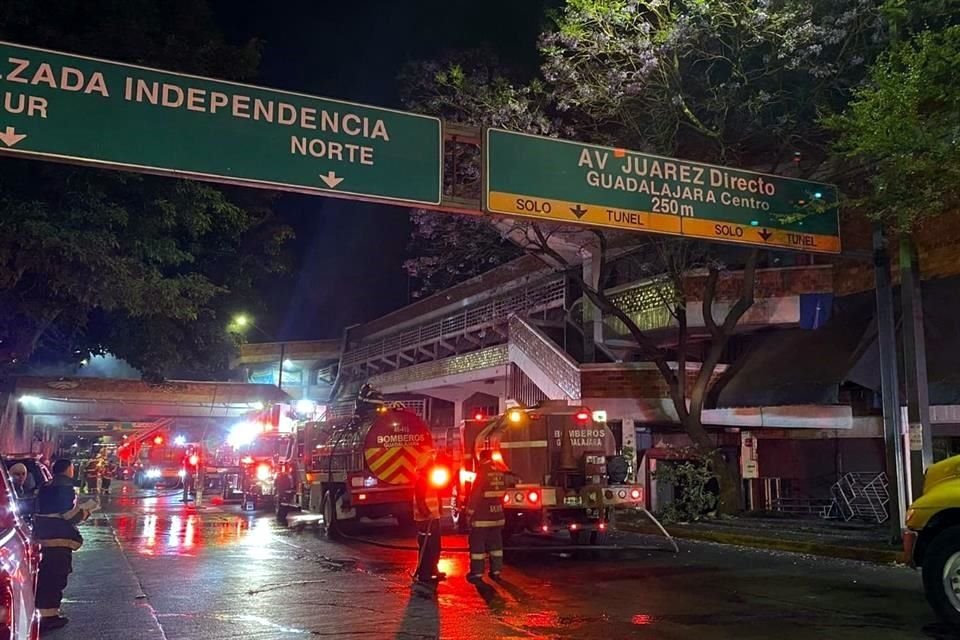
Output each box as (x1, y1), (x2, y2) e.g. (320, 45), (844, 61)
(413, 463), (443, 522)
(468, 459), (507, 528)
(34, 475), (91, 551)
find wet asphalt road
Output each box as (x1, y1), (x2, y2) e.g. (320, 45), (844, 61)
(45, 484), (945, 640)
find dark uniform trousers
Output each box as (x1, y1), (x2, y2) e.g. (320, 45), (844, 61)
(469, 522), (504, 575)
(36, 548), (73, 618)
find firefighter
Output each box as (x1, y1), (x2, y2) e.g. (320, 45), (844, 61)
(467, 448), (507, 581)
(355, 383), (386, 418)
(411, 451), (449, 596)
(100, 458), (116, 495)
(83, 458), (101, 495)
(35, 459), (99, 632)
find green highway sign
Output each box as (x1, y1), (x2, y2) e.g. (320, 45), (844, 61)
(486, 129), (841, 253)
(0, 41), (442, 205)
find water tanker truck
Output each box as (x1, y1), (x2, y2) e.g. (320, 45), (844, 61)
(450, 401), (643, 544)
(274, 395), (434, 536)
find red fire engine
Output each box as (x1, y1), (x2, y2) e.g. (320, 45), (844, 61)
(227, 404), (298, 510)
(447, 401), (643, 544)
(273, 402), (434, 536)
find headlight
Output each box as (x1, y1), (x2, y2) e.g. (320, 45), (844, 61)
(256, 464), (272, 481)
(146, 468), (161, 479)
(177, 470), (186, 479)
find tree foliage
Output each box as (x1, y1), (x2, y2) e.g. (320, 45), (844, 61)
(828, 24), (960, 231)
(539, 0), (887, 164)
(0, 0), (292, 379)
(653, 455), (719, 523)
(402, 0), (892, 512)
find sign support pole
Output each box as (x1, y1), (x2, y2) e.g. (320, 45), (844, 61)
(873, 225), (906, 541)
(900, 234), (933, 496)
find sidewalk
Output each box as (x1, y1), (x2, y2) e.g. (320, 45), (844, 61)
(619, 513), (905, 564)
(47, 513), (165, 640)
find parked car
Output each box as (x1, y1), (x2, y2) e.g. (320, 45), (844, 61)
(0, 460), (40, 638)
(905, 454), (960, 628)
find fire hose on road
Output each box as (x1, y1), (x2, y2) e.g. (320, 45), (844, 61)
(287, 508), (679, 554)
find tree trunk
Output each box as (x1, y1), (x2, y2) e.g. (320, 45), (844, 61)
(714, 452), (742, 515)
(683, 413), (741, 515)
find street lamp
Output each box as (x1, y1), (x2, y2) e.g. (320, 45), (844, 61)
(229, 313), (270, 339)
(229, 313), (286, 390)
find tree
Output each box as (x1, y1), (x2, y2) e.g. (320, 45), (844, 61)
(828, 24), (960, 231)
(403, 0), (888, 512)
(0, 0), (292, 379)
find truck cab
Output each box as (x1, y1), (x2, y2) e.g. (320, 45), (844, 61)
(905, 454), (960, 628)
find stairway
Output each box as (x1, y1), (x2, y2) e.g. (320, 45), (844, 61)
(507, 315), (581, 401)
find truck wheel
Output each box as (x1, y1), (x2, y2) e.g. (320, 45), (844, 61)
(322, 492), (341, 540)
(923, 525), (960, 627)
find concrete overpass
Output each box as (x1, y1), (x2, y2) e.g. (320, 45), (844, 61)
(1, 376), (288, 456)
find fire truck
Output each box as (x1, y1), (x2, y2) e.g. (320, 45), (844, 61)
(224, 404), (298, 510)
(448, 401), (643, 544)
(119, 432), (184, 489)
(273, 401), (434, 536)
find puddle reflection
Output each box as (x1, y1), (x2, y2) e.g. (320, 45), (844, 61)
(112, 512), (278, 558)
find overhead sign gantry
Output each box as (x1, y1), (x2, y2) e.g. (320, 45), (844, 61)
(0, 40), (841, 253)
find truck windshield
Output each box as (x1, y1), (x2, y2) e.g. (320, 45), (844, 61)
(243, 437), (287, 458)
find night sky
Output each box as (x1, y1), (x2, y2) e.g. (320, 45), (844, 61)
(210, 0), (554, 340)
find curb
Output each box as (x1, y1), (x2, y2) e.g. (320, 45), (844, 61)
(618, 522), (905, 564)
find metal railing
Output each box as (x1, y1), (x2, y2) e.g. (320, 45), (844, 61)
(342, 276), (566, 368)
(508, 315), (581, 400)
(829, 472), (889, 523)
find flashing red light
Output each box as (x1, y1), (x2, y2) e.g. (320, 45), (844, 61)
(491, 450), (504, 464)
(503, 493), (511, 504)
(473, 412), (484, 421)
(527, 491), (540, 504)
(429, 466), (451, 489)
(358, 493), (367, 501)
(630, 488), (642, 500)
(541, 525), (549, 533)
(599, 522), (607, 531)
(575, 411), (590, 422)
(570, 523), (579, 530)
(188, 454), (199, 467)
(153, 435), (164, 445)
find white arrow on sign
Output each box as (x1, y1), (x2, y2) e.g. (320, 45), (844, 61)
(0, 126), (27, 148)
(319, 171), (344, 189)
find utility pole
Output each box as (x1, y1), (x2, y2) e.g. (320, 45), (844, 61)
(873, 226), (907, 541)
(900, 235), (933, 497)
(277, 343), (286, 390)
